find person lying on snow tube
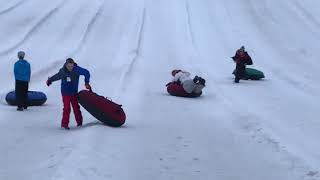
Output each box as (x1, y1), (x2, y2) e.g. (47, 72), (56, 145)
(232, 46), (253, 83)
(166, 69), (206, 97)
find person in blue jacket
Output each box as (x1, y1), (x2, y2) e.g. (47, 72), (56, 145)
(46, 58), (91, 130)
(14, 51), (31, 111)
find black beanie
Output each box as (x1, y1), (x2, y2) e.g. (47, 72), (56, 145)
(66, 58), (75, 64)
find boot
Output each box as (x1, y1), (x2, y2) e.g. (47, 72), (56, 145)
(199, 78), (206, 86)
(193, 76), (200, 83)
(61, 126), (70, 130)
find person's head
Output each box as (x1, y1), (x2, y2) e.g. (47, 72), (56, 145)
(237, 46), (246, 55)
(17, 51), (25, 60)
(239, 46), (245, 52)
(65, 58), (75, 72)
(171, 69), (182, 76)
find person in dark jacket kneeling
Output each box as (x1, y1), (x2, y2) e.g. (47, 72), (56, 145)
(232, 46), (253, 83)
(47, 58), (91, 130)
(14, 51), (31, 111)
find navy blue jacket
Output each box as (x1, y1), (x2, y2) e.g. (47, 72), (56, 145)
(49, 64), (90, 96)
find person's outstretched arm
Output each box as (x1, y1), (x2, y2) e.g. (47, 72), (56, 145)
(49, 69), (63, 82)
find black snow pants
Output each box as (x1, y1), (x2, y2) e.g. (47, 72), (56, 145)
(15, 80), (29, 108)
(235, 64), (246, 83)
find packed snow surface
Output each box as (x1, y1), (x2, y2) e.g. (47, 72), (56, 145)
(0, 0), (319, 180)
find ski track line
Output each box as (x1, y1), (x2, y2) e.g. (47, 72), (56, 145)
(184, 0), (203, 73)
(208, 1), (233, 52)
(0, 0), (25, 15)
(229, 0), (319, 97)
(255, 0), (279, 25)
(32, 0), (106, 85)
(112, 6), (146, 99)
(251, 0), (319, 68)
(48, 144), (80, 180)
(68, 0), (106, 58)
(185, 0), (197, 55)
(204, 78), (316, 180)
(0, 0), (67, 55)
(292, 0), (320, 28)
(286, 1), (320, 41)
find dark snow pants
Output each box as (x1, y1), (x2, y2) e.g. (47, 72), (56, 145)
(235, 64), (246, 83)
(15, 80), (29, 109)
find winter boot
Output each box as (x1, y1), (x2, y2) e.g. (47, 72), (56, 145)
(199, 77), (206, 86)
(17, 107), (23, 111)
(193, 76), (200, 83)
(61, 126), (70, 130)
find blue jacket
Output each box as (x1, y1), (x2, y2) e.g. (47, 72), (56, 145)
(49, 64), (90, 96)
(14, 59), (31, 82)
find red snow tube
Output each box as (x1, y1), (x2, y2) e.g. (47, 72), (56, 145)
(78, 90), (126, 127)
(166, 82), (202, 98)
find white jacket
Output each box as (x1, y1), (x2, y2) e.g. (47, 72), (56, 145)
(172, 71), (192, 84)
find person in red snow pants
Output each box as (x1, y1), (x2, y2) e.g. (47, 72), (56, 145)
(47, 58), (91, 130)
(62, 95), (83, 128)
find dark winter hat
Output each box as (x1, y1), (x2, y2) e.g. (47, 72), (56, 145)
(66, 58), (75, 64)
(17, 51), (25, 59)
(171, 69), (182, 76)
(239, 46), (245, 52)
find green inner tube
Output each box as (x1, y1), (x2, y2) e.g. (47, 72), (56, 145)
(233, 68), (265, 80)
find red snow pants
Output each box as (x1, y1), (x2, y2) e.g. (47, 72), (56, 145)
(61, 95), (83, 127)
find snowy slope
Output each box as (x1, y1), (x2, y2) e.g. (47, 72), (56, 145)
(0, 0), (320, 180)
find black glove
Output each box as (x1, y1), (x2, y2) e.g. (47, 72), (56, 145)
(46, 79), (52, 87)
(85, 83), (92, 92)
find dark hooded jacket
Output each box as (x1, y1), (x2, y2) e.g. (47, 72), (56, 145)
(232, 51), (253, 79)
(49, 63), (90, 95)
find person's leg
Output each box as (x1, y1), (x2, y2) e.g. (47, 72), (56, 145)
(61, 95), (71, 128)
(15, 80), (23, 110)
(70, 95), (83, 126)
(194, 84), (205, 94)
(234, 76), (240, 83)
(235, 64), (242, 83)
(23, 82), (28, 109)
(182, 80), (197, 94)
(198, 77), (206, 86)
(240, 65), (246, 79)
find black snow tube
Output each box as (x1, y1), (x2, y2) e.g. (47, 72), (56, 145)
(78, 90), (126, 127)
(166, 82), (202, 98)
(5, 91), (47, 106)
